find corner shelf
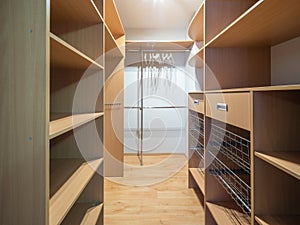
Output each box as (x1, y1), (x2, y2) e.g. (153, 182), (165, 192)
(255, 215), (300, 225)
(50, 33), (104, 70)
(188, 2), (204, 41)
(206, 201), (250, 225)
(189, 168), (205, 194)
(49, 158), (103, 225)
(207, 0), (300, 47)
(255, 152), (300, 180)
(188, 46), (204, 68)
(49, 113), (104, 139)
(62, 203), (103, 225)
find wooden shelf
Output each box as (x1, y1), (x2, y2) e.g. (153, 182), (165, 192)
(207, 0), (300, 47)
(255, 152), (300, 180)
(50, 0), (103, 33)
(126, 40), (194, 51)
(189, 168), (205, 194)
(49, 158), (103, 225)
(104, 0), (125, 40)
(188, 2), (204, 41)
(189, 91), (204, 94)
(50, 33), (104, 70)
(206, 201), (250, 225)
(252, 84), (300, 92)
(255, 215), (300, 225)
(62, 203), (103, 225)
(204, 84), (300, 93)
(49, 112), (104, 139)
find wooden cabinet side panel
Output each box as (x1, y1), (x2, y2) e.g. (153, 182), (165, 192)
(0, 0), (49, 224)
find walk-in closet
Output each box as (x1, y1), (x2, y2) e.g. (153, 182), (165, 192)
(1, 0), (300, 224)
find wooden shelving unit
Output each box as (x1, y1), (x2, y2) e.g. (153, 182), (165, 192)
(187, 1), (300, 225)
(1, 0), (124, 224)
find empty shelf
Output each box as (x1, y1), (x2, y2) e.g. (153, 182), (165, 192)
(208, 0), (300, 47)
(62, 203), (103, 225)
(255, 215), (300, 225)
(49, 112), (104, 139)
(255, 152), (300, 180)
(50, 33), (104, 70)
(206, 201), (250, 225)
(189, 168), (205, 194)
(51, 0), (103, 30)
(49, 158), (103, 225)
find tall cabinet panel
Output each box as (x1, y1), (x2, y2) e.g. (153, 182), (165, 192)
(103, 0), (125, 177)
(0, 0), (49, 224)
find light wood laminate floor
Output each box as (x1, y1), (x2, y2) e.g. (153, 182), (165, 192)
(104, 154), (204, 225)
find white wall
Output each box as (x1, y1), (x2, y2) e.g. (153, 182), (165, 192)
(124, 65), (198, 155)
(271, 36), (300, 85)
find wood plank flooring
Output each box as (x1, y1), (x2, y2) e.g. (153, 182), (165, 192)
(104, 154), (204, 225)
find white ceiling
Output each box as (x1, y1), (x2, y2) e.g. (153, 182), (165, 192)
(114, 0), (202, 30)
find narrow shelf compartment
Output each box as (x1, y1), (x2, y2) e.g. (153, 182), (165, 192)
(49, 158), (103, 225)
(50, 33), (104, 70)
(255, 151), (300, 180)
(51, 0), (103, 33)
(188, 2), (204, 41)
(189, 168), (205, 194)
(208, 151), (251, 216)
(62, 203), (103, 225)
(49, 112), (104, 139)
(104, 0), (125, 40)
(206, 201), (250, 225)
(255, 215), (300, 225)
(210, 123), (250, 173)
(208, 0), (300, 47)
(190, 114), (204, 137)
(105, 26), (124, 57)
